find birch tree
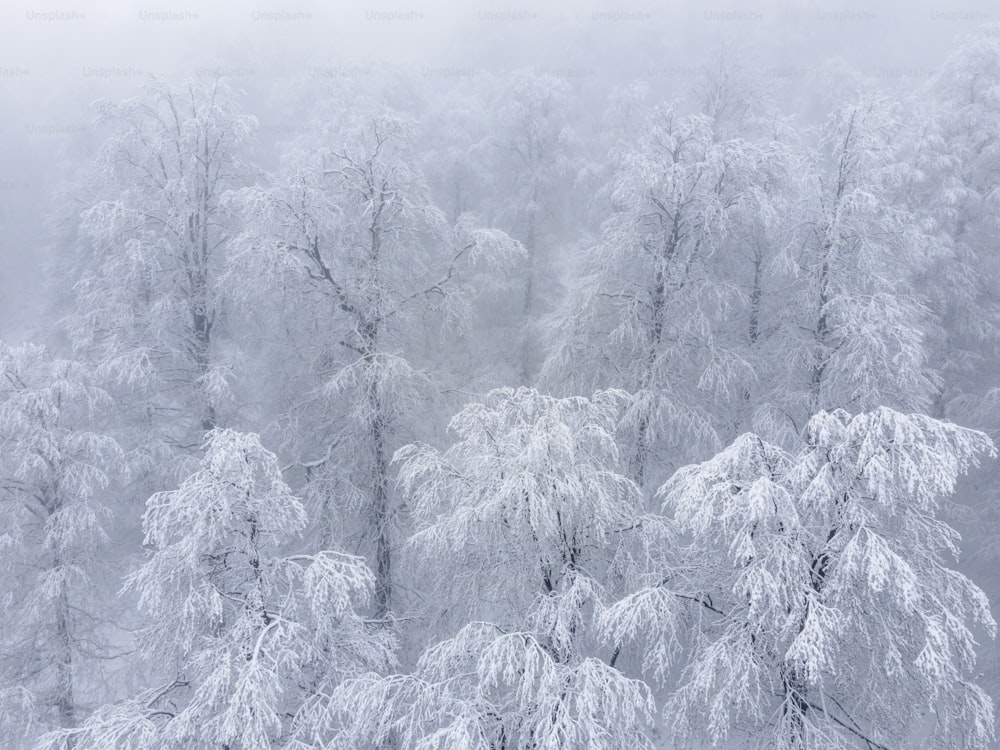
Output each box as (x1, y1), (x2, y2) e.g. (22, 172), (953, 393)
(0, 342), (124, 745)
(488, 71), (576, 383)
(543, 107), (783, 486)
(910, 24), (1000, 425)
(605, 407), (996, 748)
(67, 79), (257, 451)
(229, 109), (522, 618)
(329, 387), (657, 748)
(767, 99), (940, 431)
(43, 429), (394, 750)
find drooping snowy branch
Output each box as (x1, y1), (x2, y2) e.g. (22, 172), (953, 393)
(43, 429), (394, 750)
(610, 406), (996, 749)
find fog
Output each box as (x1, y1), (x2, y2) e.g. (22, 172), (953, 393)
(0, 1), (990, 335)
(2, 2), (999, 748)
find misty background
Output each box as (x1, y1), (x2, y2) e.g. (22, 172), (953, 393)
(3, 2), (1000, 747)
(0, 0), (990, 336)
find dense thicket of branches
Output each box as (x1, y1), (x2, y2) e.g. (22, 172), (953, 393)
(3, 24), (1000, 750)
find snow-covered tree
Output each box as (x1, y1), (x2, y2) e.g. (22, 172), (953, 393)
(765, 98), (940, 432)
(605, 407), (996, 749)
(0, 342), (124, 745)
(329, 619), (654, 750)
(329, 387), (657, 748)
(229, 109), (522, 616)
(574, 81), (652, 233)
(12, 34), (1000, 750)
(419, 75), (494, 225)
(693, 46), (776, 141)
(487, 71), (577, 382)
(43, 429), (394, 750)
(543, 107), (784, 486)
(399, 387), (640, 621)
(418, 75), (539, 391)
(908, 26), (1000, 692)
(67, 79), (257, 448)
(904, 24), (1000, 426)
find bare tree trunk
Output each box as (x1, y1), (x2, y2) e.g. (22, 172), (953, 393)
(365, 357), (392, 619)
(520, 206), (538, 385)
(54, 576), (76, 735)
(189, 138), (217, 434)
(809, 257), (832, 415)
(192, 293), (215, 433)
(748, 250), (763, 346)
(630, 263), (667, 488)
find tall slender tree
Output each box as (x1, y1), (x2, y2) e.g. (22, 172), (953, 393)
(0, 342), (124, 745)
(67, 79), (257, 452)
(42, 429), (394, 750)
(331, 387), (656, 749)
(605, 407), (996, 748)
(910, 25), (1000, 425)
(229, 109), (522, 617)
(543, 107), (783, 487)
(488, 70), (576, 383)
(765, 98), (940, 432)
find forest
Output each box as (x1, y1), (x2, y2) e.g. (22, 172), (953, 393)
(1, 15), (1000, 750)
